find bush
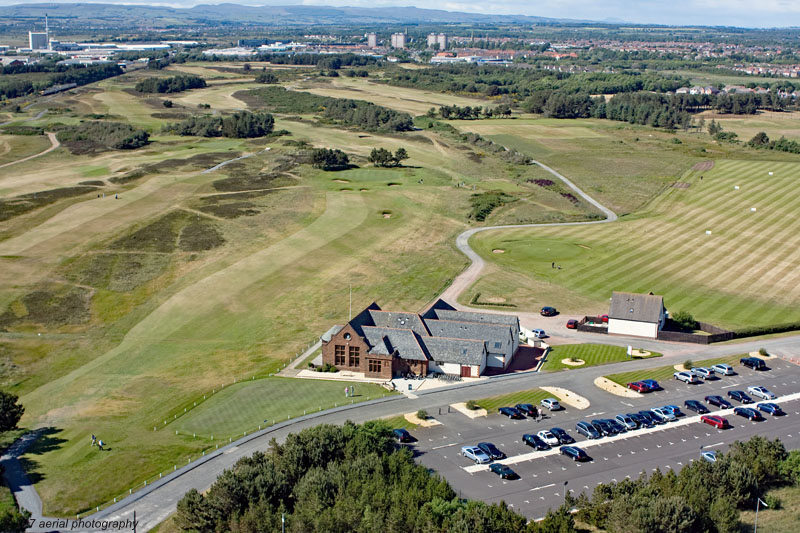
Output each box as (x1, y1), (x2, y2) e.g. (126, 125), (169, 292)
(764, 494), (782, 510)
(316, 363), (337, 373)
(469, 191), (515, 221)
(255, 72), (278, 84)
(0, 390), (24, 431)
(734, 321), (800, 339)
(683, 359), (693, 370)
(135, 75), (206, 94)
(166, 111), (274, 138)
(759, 347), (768, 356)
(311, 148), (350, 170)
(56, 121), (149, 153)
(416, 409), (428, 420)
(672, 310), (698, 331)
(465, 400), (478, 410)
(163, 99), (173, 108)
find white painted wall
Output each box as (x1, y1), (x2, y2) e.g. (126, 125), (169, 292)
(608, 319), (658, 339)
(440, 362), (461, 375)
(487, 353), (505, 368)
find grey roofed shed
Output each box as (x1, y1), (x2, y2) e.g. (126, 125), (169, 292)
(608, 291), (664, 323)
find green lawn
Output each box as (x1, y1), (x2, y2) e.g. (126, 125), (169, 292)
(173, 378), (393, 438)
(470, 388), (557, 413)
(739, 484), (800, 533)
(472, 160), (800, 330)
(541, 344), (662, 372)
(380, 415), (418, 431)
(605, 354), (744, 386)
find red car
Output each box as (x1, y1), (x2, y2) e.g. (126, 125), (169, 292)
(566, 319), (578, 329)
(601, 314), (609, 323)
(700, 415), (729, 429)
(627, 381), (649, 393)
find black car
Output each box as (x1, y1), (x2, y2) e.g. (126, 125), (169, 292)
(499, 407), (526, 419)
(560, 445), (589, 462)
(550, 427), (575, 444)
(576, 421), (601, 439)
(606, 419), (627, 434)
(393, 428), (413, 442)
(628, 412), (653, 428)
(489, 463), (518, 479)
(740, 357), (767, 370)
(515, 403), (539, 417)
(705, 395), (733, 409)
(734, 406), (764, 421)
(637, 410), (664, 425)
(540, 306), (558, 317)
(684, 400), (709, 414)
(591, 419), (616, 436)
(478, 442), (506, 460)
(522, 433), (550, 450)
(727, 390), (754, 404)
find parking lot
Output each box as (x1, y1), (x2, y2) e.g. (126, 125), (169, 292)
(407, 357), (800, 519)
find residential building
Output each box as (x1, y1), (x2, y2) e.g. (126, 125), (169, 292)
(607, 291), (666, 339)
(29, 32), (48, 50)
(391, 33), (406, 49)
(437, 33), (448, 51)
(367, 33), (378, 49)
(321, 299), (520, 379)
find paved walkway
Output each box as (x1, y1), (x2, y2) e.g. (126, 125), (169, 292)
(0, 132), (60, 170)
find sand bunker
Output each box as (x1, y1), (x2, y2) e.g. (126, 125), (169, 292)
(492, 249), (505, 253)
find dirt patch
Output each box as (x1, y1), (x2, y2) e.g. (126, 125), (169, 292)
(561, 358), (585, 366)
(404, 412), (441, 427)
(79, 180), (106, 186)
(0, 285), (92, 331)
(387, 182), (401, 187)
(110, 210), (225, 253)
(593, 377), (640, 398)
(0, 186), (98, 222)
(692, 160), (715, 171)
(68, 252), (172, 292)
(450, 402), (487, 418)
(492, 249), (505, 254)
(673, 182), (691, 189)
(333, 179), (350, 183)
(212, 172), (296, 193)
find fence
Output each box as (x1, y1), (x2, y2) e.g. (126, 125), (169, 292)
(657, 321), (734, 344)
(576, 316), (608, 334)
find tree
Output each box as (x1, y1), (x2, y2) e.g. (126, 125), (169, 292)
(0, 391), (24, 431)
(671, 310), (698, 331)
(394, 147), (409, 166)
(707, 119), (721, 136)
(255, 72), (278, 84)
(311, 148), (350, 171)
(242, 63), (251, 71)
(0, 504), (30, 533)
(748, 131), (770, 148)
(368, 147), (394, 167)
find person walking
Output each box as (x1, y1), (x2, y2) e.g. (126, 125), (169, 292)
(350, 385), (355, 397)
(90, 434), (96, 447)
(344, 386), (349, 398)
(97, 440), (104, 451)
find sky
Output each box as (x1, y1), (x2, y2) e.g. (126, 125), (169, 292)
(2, 0), (800, 28)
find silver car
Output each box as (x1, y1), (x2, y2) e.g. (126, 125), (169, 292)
(747, 386), (776, 400)
(615, 414), (638, 430)
(691, 367), (713, 379)
(711, 363), (735, 376)
(541, 398), (563, 411)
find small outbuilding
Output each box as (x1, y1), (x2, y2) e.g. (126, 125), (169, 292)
(607, 291), (666, 339)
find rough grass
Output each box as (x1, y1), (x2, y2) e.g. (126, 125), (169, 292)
(605, 354), (743, 386)
(739, 484), (800, 533)
(0, 134), (52, 166)
(379, 414), (418, 431)
(542, 344), (662, 372)
(173, 378), (393, 438)
(470, 388), (557, 413)
(473, 160), (800, 329)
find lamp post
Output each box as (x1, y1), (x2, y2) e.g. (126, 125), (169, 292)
(754, 497), (768, 533)
(564, 480), (569, 504)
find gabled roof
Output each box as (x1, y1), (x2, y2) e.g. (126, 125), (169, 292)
(430, 308), (519, 328)
(419, 337), (486, 366)
(347, 302), (382, 337)
(368, 310), (429, 337)
(362, 326), (428, 361)
(424, 318), (513, 350)
(321, 324), (344, 343)
(608, 292), (664, 323)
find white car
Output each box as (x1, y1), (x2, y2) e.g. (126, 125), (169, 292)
(651, 407), (676, 422)
(461, 446), (492, 464)
(691, 367), (713, 379)
(531, 329), (547, 338)
(711, 363), (735, 376)
(674, 371), (700, 384)
(747, 386), (776, 400)
(700, 450), (717, 463)
(540, 398), (563, 411)
(537, 430), (559, 446)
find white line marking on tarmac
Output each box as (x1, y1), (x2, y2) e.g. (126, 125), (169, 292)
(530, 483), (555, 491)
(432, 442), (458, 450)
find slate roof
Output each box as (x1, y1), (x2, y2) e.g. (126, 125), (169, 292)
(347, 302), (382, 337)
(429, 308), (519, 329)
(419, 337), (486, 366)
(608, 292), (664, 323)
(362, 326), (428, 361)
(423, 319), (513, 352)
(368, 310), (430, 337)
(321, 324), (344, 342)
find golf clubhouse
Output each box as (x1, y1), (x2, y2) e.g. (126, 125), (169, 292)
(320, 299), (521, 379)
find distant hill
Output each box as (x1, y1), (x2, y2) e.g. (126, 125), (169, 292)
(0, 2), (576, 26)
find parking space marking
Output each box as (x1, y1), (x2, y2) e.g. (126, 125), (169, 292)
(432, 442), (458, 450)
(529, 483), (555, 491)
(721, 384), (737, 389)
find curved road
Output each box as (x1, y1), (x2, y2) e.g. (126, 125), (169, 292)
(0, 132), (60, 171)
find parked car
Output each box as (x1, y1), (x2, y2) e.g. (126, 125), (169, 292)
(700, 415), (729, 429)
(741, 357), (766, 370)
(522, 433), (550, 450)
(550, 427), (575, 444)
(499, 407), (526, 419)
(540, 306), (558, 317)
(701, 450), (718, 463)
(684, 400), (709, 414)
(637, 410), (663, 425)
(674, 371), (701, 384)
(601, 314), (609, 323)
(489, 463), (518, 479)
(651, 407), (676, 422)
(691, 367), (714, 379)
(566, 319), (578, 329)
(615, 414), (638, 430)
(711, 363), (735, 376)
(734, 406), (764, 421)
(478, 442), (505, 460)
(540, 398), (563, 411)
(515, 403), (539, 417)
(727, 390), (754, 404)
(537, 430), (560, 446)
(641, 379), (661, 391)
(629, 412), (654, 428)
(560, 445), (589, 461)
(461, 446), (492, 464)
(607, 419), (627, 434)
(576, 421), (601, 439)
(627, 381), (650, 393)
(747, 386), (776, 400)
(591, 419), (617, 436)
(757, 403), (785, 416)
(662, 405), (684, 417)
(393, 428), (413, 442)
(705, 395), (733, 409)
(531, 329), (547, 338)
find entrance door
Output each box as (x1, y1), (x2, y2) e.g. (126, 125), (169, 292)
(460, 365), (472, 378)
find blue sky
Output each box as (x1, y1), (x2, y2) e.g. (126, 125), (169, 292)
(3, 0), (800, 28)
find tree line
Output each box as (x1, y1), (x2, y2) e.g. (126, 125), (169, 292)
(0, 63), (122, 100)
(165, 111), (275, 138)
(56, 121), (150, 154)
(748, 131), (800, 154)
(134, 75), (207, 94)
(435, 104), (512, 120)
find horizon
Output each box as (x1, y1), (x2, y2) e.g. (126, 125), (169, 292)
(0, 0), (799, 29)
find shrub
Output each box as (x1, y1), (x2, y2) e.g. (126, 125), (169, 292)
(56, 121), (149, 153)
(135, 75), (206, 94)
(255, 72), (278, 84)
(163, 99), (173, 108)
(466, 400), (478, 410)
(0, 390), (24, 431)
(759, 347), (768, 356)
(416, 409), (428, 420)
(166, 111), (274, 138)
(683, 359), (693, 370)
(311, 148), (350, 170)
(672, 310), (698, 331)
(734, 321), (800, 339)
(469, 191), (514, 221)
(316, 363), (337, 373)
(764, 494), (782, 510)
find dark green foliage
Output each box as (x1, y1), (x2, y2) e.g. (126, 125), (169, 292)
(162, 99), (173, 108)
(779, 450), (800, 485)
(0, 391), (24, 431)
(470, 191), (515, 221)
(0, 63), (122, 100)
(466, 400), (478, 410)
(416, 409), (428, 420)
(671, 310), (698, 331)
(255, 72), (278, 84)
(733, 321), (800, 338)
(135, 75), (206, 94)
(748, 131), (770, 147)
(56, 122), (149, 154)
(749, 133), (800, 154)
(175, 421), (527, 533)
(714, 131), (739, 142)
(166, 111), (274, 138)
(311, 148), (350, 170)
(368, 147), (408, 167)
(0, 125), (44, 136)
(0, 505), (30, 533)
